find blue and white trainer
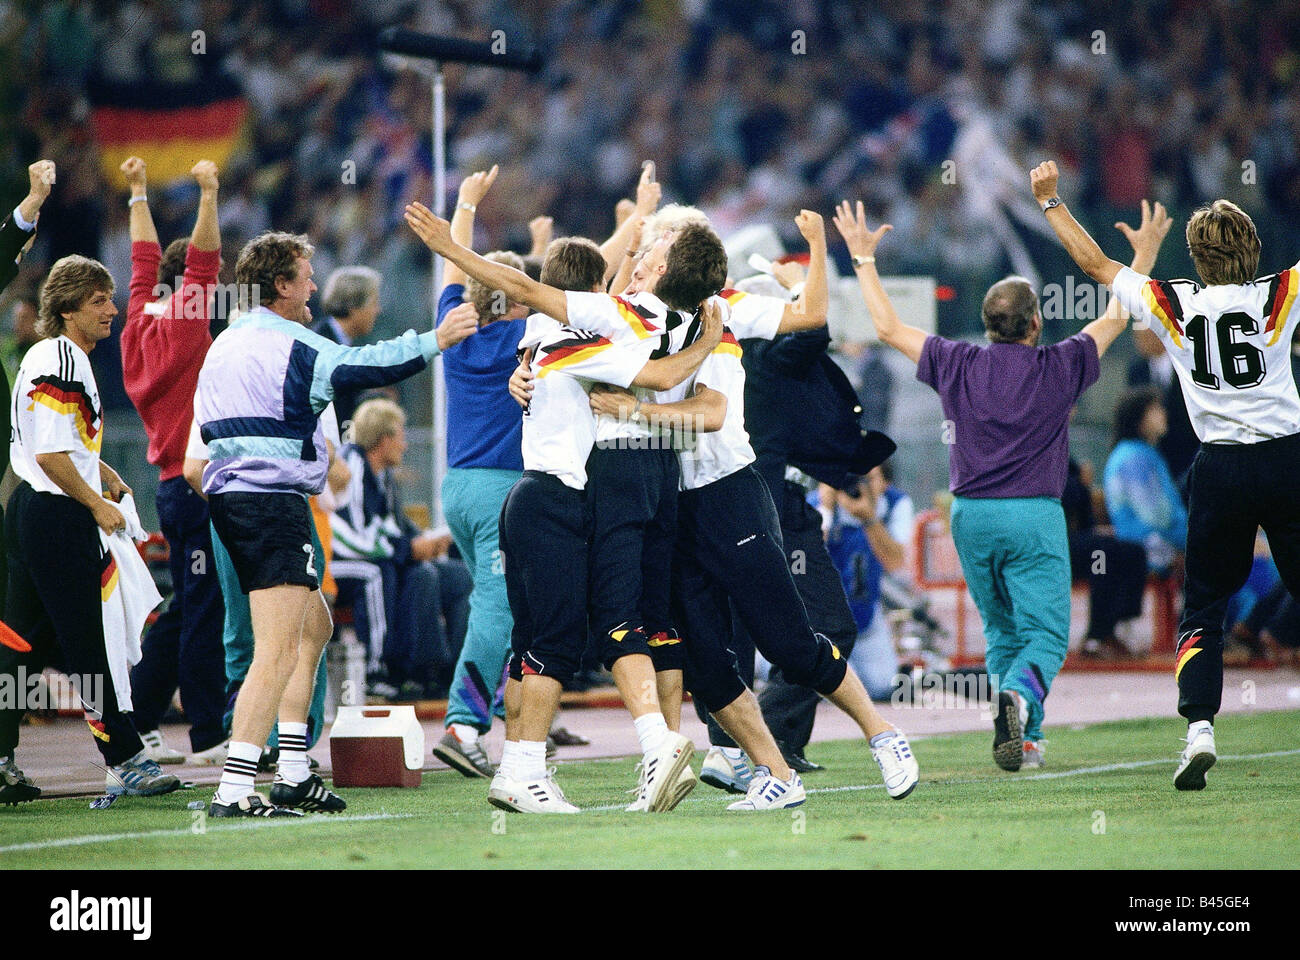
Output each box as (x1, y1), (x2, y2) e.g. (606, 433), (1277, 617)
(870, 728), (919, 798)
(726, 765), (805, 810)
(699, 745), (754, 794)
(107, 751), (181, 796)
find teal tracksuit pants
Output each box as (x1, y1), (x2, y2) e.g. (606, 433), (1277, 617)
(949, 496), (1071, 742)
(441, 467), (519, 732)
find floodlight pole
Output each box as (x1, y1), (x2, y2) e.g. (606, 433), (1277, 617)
(431, 63), (446, 526)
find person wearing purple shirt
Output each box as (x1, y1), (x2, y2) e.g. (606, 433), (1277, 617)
(833, 195), (1172, 772)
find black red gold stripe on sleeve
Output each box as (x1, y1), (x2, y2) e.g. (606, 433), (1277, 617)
(27, 375), (102, 450)
(1264, 268), (1298, 346)
(1141, 280), (1185, 347)
(713, 329), (743, 358)
(537, 334), (614, 377)
(610, 296), (661, 339)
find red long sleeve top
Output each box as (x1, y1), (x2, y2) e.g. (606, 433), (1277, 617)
(122, 240), (219, 481)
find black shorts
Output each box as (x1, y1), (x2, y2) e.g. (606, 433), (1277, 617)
(499, 471), (590, 685)
(208, 491), (320, 594)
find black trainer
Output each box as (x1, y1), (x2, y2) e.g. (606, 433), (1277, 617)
(269, 773), (347, 812)
(993, 690), (1024, 772)
(777, 741), (825, 774)
(0, 758), (40, 806)
(209, 792), (304, 818)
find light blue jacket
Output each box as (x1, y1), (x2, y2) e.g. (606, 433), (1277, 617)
(195, 306), (439, 496)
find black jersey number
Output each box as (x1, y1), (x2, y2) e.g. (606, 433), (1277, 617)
(1185, 312), (1266, 390)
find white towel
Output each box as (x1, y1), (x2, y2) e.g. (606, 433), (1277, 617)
(98, 494), (163, 713)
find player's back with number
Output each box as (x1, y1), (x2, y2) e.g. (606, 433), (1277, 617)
(1111, 202), (1300, 445)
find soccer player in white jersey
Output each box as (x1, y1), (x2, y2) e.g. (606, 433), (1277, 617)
(1032, 160), (1300, 790)
(590, 210), (919, 808)
(403, 209), (726, 811)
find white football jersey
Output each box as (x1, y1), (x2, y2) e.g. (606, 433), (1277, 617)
(517, 314), (655, 490)
(9, 335), (105, 497)
(1112, 265), (1300, 443)
(661, 288), (785, 490)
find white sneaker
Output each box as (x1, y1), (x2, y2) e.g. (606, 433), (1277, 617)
(488, 767), (579, 813)
(666, 763), (697, 809)
(871, 729), (919, 798)
(726, 765), (806, 810)
(139, 729), (185, 765)
(1174, 722), (1216, 791)
(1022, 740), (1047, 769)
(626, 733), (694, 812)
(699, 745), (754, 794)
(188, 739), (230, 766)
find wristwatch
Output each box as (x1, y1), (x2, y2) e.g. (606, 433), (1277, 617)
(851, 254), (875, 269)
(1041, 196), (1063, 212)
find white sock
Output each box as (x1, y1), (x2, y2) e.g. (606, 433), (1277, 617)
(633, 712), (669, 755)
(275, 722), (311, 784)
(869, 728), (897, 747)
(518, 740), (547, 782)
(1188, 720), (1214, 737)
(215, 741), (262, 804)
(450, 723), (479, 744)
(498, 740), (520, 780)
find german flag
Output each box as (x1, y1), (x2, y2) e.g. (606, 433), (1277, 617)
(1264, 268), (1298, 346)
(713, 329), (743, 358)
(1141, 280), (1186, 348)
(89, 75), (248, 184)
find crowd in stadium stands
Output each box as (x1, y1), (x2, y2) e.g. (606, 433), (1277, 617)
(2, 1), (1300, 810)
(5, 1), (1300, 381)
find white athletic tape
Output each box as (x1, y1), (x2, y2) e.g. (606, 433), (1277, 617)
(0, 812), (413, 854)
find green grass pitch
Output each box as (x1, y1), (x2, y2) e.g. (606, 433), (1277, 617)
(3, 711), (1297, 869)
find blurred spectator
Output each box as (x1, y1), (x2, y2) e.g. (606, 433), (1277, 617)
(330, 398), (470, 701)
(1104, 388), (1187, 575)
(1064, 456), (1147, 659)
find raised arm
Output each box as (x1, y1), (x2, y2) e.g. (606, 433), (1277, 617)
(628, 298), (723, 391)
(601, 161), (659, 285)
(528, 215), (554, 258)
(406, 201), (569, 323)
(15, 160), (54, 231)
(443, 164), (498, 292)
(1082, 199), (1173, 358)
(777, 210), (828, 333)
(833, 200), (927, 364)
(120, 157), (159, 247)
(189, 160), (221, 252)
(1030, 161), (1125, 285)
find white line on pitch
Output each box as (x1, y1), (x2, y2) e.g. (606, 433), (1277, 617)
(0, 812), (414, 855)
(580, 748), (1300, 811)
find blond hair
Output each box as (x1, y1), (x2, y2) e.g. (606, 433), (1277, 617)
(466, 251), (525, 323)
(1186, 200), (1260, 285)
(37, 255), (115, 339)
(640, 204), (711, 256)
(350, 398), (406, 451)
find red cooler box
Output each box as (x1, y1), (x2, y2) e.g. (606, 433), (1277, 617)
(329, 705), (424, 787)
